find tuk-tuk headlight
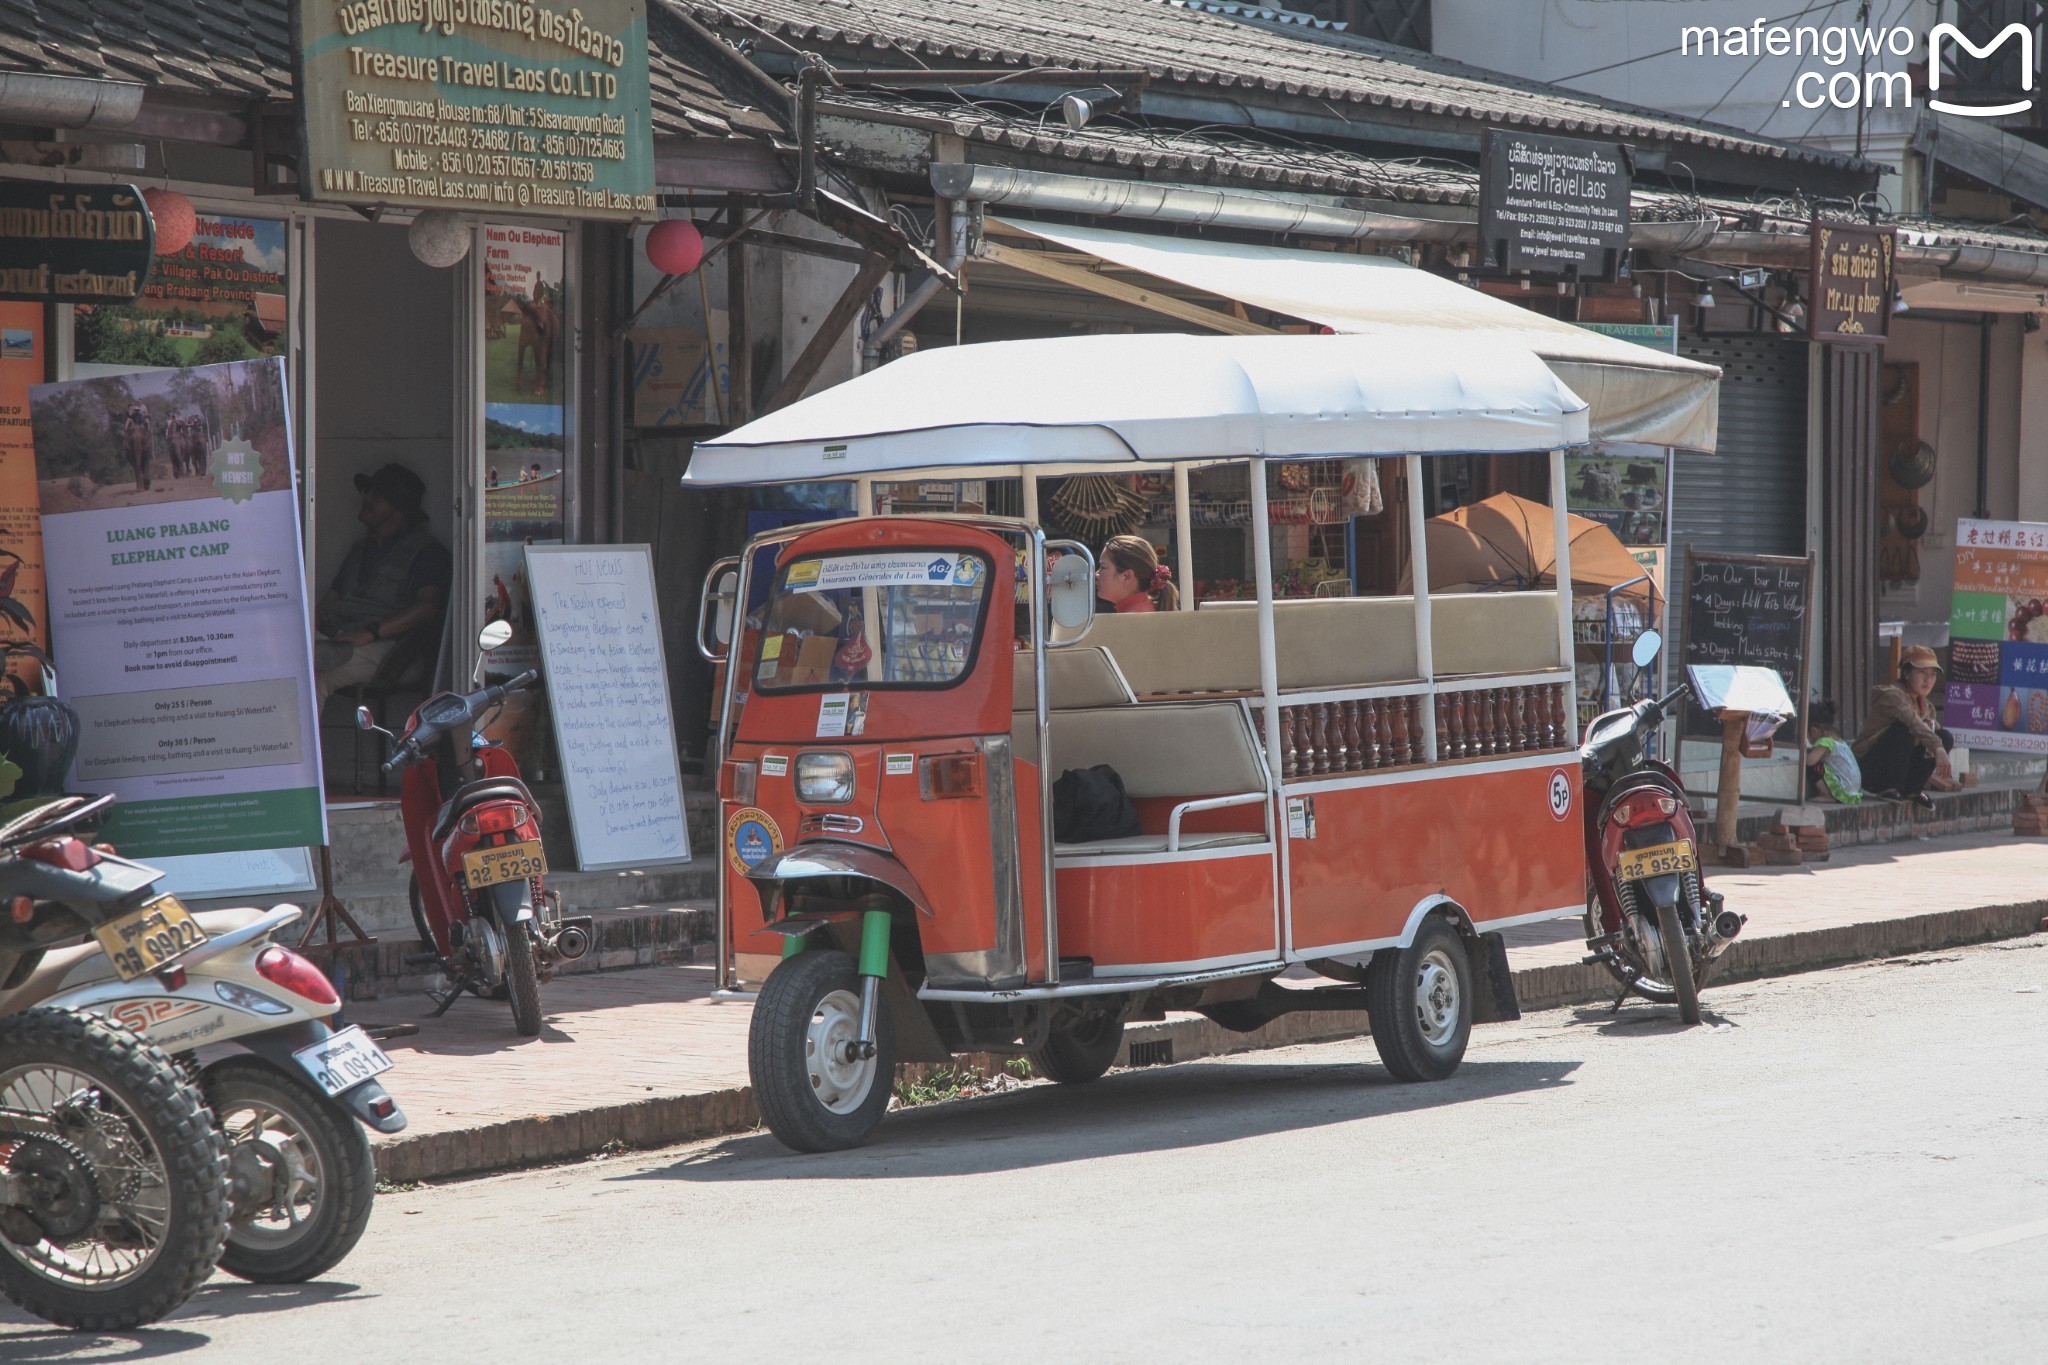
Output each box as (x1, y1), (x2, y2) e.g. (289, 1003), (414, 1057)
(796, 751), (855, 804)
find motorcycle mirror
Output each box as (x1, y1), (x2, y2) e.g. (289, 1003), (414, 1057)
(711, 568), (737, 647)
(477, 619), (514, 653)
(354, 705), (377, 733)
(1046, 553), (1095, 631)
(1631, 629), (1663, 670)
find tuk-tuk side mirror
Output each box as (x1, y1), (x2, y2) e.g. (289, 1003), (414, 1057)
(478, 619), (514, 653)
(354, 705), (377, 732)
(1631, 629), (1663, 670)
(697, 557), (741, 663)
(1046, 551), (1095, 633)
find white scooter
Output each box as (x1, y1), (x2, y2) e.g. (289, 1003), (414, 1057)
(0, 794), (406, 1284)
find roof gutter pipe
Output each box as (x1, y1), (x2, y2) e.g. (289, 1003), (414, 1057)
(931, 164), (2048, 290)
(0, 73), (144, 130)
(861, 198), (969, 371)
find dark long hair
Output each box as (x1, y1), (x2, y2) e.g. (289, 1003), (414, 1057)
(1101, 534), (1179, 611)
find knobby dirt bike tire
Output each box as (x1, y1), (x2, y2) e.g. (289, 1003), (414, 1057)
(0, 1009), (229, 1330)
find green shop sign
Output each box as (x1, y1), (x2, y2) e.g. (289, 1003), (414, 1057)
(0, 181), (155, 304)
(291, 0), (656, 220)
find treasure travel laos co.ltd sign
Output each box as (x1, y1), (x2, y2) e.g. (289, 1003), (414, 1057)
(291, 0), (656, 220)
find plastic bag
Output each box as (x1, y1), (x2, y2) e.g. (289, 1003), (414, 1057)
(1811, 736), (1864, 804)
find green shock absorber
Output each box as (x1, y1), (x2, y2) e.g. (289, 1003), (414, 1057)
(853, 903), (891, 1059)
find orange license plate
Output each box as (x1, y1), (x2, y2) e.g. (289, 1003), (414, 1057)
(462, 840), (546, 888)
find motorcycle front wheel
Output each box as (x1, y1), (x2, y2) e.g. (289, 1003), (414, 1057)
(0, 1008), (229, 1330)
(1655, 900), (1703, 1025)
(204, 1059), (375, 1284)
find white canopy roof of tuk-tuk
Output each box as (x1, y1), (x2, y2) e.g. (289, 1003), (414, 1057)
(996, 219), (1722, 453)
(683, 332), (1590, 486)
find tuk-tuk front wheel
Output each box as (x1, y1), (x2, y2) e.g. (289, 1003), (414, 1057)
(749, 949), (895, 1153)
(1366, 917), (1472, 1082)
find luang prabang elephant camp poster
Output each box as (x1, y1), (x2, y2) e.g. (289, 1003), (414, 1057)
(27, 356), (326, 858)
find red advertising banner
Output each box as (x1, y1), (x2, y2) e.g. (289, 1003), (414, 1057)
(0, 301), (49, 689)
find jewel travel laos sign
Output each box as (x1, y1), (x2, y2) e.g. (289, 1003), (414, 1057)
(0, 182), (155, 304)
(1477, 130), (1632, 282)
(292, 0), (656, 220)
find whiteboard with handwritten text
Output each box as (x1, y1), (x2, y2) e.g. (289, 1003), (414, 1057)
(525, 545), (692, 871)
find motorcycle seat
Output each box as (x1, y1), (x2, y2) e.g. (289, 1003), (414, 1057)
(0, 940), (112, 1015)
(433, 778), (539, 844)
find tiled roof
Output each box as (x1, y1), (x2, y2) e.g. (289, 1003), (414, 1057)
(0, 0), (783, 141)
(696, 0), (1870, 173)
(822, 90), (1721, 222)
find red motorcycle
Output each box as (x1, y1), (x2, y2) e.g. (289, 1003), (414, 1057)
(356, 623), (591, 1035)
(1577, 641), (1745, 1025)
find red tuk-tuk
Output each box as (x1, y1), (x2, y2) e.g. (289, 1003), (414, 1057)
(689, 332), (1595, 1151)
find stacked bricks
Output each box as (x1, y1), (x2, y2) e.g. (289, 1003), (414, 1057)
(2014, 791), (2048, 836)
(1753, 828), (1804, 866)
(1778, 805), (1829, 863)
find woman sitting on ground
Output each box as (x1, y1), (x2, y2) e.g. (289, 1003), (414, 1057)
(1095, 534), (1179, 613)
(1852, 645), (1958, 808)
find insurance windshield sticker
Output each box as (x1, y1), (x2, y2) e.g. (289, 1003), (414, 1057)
(761, 754), (788, 778)
(885, 753), (914, 776)
(818, 693), (851, 738)
(788, 553), (980, 593)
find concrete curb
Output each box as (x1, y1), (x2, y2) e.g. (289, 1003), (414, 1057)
(372, 899), (2048, 1185)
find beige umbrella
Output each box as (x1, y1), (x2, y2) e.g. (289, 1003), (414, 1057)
(1401, 492), (1661, 610)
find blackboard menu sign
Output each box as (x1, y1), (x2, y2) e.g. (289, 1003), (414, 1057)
(1680, 550), (1814, 742)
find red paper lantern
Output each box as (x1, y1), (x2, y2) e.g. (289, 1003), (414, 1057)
(644, 218), (704, 276)
(143, 187), (196, 256)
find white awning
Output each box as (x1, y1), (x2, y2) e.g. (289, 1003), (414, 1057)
(683, 331), (1590, 485)
(997, 218), (1721, 452)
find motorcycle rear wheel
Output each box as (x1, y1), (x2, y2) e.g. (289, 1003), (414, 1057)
(1655, 901), (1702, 1025)
(0, 1009), (228, 1330)
(504, 928), (543, 1037)
(205, 1059), (375, 1284)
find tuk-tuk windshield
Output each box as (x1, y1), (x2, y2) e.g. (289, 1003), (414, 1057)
(753, 549), (993, 692)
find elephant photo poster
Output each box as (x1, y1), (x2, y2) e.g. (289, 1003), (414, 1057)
(27, 356), (326, 859)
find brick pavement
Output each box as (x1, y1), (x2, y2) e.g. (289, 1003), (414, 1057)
(355, 830), (2048, 1181)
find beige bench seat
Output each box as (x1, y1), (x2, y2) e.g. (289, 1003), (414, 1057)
(1076, 592), (1562, 697)
(1015, 701), (1273, 858)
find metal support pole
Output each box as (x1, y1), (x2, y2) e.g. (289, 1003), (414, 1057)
(1173, 464), (1195, 610)
(1246, 458), (1287, 954)
(1032, 527), (1058, 983)
(1405, 454), (1437, 762)
(1549, 447), (1577, 727)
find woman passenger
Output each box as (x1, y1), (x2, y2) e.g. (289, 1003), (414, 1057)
(1096, 534), (1179, 613)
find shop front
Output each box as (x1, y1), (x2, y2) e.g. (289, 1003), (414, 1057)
(0, 0), (783, 916)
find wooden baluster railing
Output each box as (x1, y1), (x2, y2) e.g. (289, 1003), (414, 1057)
(1311, 704), (1332, 775)
(1280, 707), (1298, 779)
(1363, 699), (1383, 768)
(1407, 696), (1424, 763)
(1342, 700), (1362, 772)
(1389, 696), (1412, 765)
(1509, 686), (1528, 752)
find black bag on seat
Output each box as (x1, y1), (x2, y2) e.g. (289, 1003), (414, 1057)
(1052, 764), (1141, 843)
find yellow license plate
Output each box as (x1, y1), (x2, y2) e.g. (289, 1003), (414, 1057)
(463, 840), (547, 889)
(1617, 839), (1698, 879)
(93, 895), (209, 983)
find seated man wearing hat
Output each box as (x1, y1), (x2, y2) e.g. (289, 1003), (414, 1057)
(1852, 644), (1958, 808)
(314, 462), (450, 711)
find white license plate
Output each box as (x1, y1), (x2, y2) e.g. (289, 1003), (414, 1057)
(292, 1025), (394, 1097)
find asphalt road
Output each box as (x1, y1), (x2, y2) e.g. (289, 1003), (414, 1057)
(7, 939), (2048, 1362)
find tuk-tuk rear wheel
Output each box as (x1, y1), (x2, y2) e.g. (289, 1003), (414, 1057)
(1366, 917), (1472, 1082)
(749, 948), (896, 1153)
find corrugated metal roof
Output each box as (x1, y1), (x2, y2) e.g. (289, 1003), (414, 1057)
(0, 0), (784, 142)
(696, 0), (1872, 172)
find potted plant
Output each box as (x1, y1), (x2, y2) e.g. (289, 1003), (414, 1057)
(0, 549), (73, 800)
